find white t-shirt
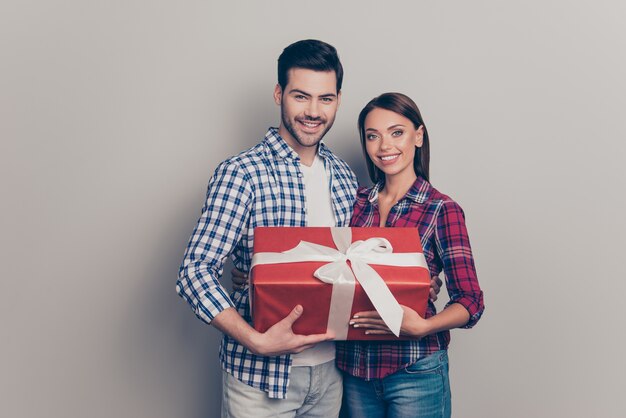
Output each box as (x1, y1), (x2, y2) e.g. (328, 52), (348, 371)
(291, 154), (337, 367)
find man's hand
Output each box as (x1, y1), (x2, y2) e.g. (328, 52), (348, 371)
(249, 305), (334, 356)
(212, 305), (333, 357)
(231, 267), (248, 291)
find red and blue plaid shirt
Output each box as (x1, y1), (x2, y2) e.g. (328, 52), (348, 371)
(336, 177), (484, 380)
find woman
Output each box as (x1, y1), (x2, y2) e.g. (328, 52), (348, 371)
(336, 92), (484, 418)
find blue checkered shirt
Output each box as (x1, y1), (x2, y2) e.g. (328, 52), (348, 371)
(177, 127), (358, 399)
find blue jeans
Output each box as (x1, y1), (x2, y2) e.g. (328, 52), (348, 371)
(342, 350), (451, 418)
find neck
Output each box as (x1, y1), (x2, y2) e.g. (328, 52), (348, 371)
(381, 171), (418, 203)
(278, 125), (318, 166)
(297, 147), (317, 167)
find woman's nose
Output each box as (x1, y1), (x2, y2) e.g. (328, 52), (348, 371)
(380, 135), (393, 150)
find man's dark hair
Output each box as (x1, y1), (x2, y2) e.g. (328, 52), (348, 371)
(277, 39), (343, 93)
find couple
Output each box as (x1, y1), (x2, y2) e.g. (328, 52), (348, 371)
(177, 39), (484, 418)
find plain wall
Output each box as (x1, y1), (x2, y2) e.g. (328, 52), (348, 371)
(2, 1), (625, 417)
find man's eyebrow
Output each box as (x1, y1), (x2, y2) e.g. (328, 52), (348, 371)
(288, 89), (311, 97)
(288, 89), (337, 98)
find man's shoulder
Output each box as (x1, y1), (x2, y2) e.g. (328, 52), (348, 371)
(213, 141), (271, 177)
(320, 145), (356, 179)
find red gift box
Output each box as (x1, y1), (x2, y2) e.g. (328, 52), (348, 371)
(250, 227), (431, 340)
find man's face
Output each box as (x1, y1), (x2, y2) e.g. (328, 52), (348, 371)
(274, 68), (341, 153)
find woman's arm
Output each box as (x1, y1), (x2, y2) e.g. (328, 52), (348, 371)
(435, 200), (484, 328)
(350, 303), (469, 338)
(352, 199), (484, 337)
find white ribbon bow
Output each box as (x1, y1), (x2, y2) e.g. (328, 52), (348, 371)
(251, 228), (428, 339)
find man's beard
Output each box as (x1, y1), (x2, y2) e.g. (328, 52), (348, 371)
(281, 108), (334, 148)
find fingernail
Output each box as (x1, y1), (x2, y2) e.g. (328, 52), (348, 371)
(365, 331), (370, 335)
(349, 321), (354, 325)
(353, 315), (359, 319)
(353, 324), (359, 328)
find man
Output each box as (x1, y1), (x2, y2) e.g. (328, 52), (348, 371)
(177, 39), (440, 417)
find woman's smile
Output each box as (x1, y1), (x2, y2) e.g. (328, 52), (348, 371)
(377, 153), (401, 165)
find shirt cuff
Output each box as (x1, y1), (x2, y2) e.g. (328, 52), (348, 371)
(446, 294), (484, 329)
(177, 283), (235, 325)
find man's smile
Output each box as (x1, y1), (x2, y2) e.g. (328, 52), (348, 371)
(297, 118), (324, 132)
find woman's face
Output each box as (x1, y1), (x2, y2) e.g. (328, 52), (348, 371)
(364, 107), (423, 183)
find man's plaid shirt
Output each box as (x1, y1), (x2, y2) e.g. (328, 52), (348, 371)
(336, 177), (484, 380)
(177, 128), (357, 399)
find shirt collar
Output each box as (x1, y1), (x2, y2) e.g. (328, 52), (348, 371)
(264, 127), (330, 161)
(367, 176), (431, 204)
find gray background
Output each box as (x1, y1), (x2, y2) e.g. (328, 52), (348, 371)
(2, 1), (625, 417)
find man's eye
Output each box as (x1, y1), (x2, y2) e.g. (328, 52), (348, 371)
(391, 130), (403, 137)
(321, 97), (333, 103)
(295, 95), (307, 100)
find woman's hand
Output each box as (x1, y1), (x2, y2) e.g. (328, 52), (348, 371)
(350, 305), (432, 338)
(231, 267), (249, 291)
(351, 303), (470, 338)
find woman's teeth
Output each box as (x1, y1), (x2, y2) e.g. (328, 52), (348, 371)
(380, 155), (399, 161)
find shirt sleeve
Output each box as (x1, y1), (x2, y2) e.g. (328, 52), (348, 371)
(434, 200), (484, 328)
(176, 160), (253, 325)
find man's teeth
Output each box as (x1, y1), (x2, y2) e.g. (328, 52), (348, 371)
(302, 121), (320, 127)
(380, 155), (399, 161)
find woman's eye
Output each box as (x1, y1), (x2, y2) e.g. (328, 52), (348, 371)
(392, 130), (403, 137)
(366, 134), (378, 140)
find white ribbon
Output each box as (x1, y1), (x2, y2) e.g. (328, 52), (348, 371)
(251, 227), (428, 339)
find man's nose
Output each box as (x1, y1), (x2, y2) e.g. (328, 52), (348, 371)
(304, 100), (320, 118)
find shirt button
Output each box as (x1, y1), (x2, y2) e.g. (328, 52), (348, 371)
(297, 172), (303, 178)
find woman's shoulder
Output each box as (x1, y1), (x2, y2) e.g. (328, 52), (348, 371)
(356, 185), (372, 197)
(426, 182), (464, 213)
(352, 185), (375, 209)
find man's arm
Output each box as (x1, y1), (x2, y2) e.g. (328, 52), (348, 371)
(212, 306), (333, 356)
(176, 160), (250, 325)
(176, 160), (331, 354)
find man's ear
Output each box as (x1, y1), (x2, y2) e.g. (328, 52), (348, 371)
(274, 84), (282, 105)
(337, 91), (342, 108)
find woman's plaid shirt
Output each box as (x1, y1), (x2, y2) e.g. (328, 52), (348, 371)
(336, 177), (484, 380)
(176, 128), (357, 399)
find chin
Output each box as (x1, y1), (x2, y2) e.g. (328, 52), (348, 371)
(296, 135), (322, 147)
